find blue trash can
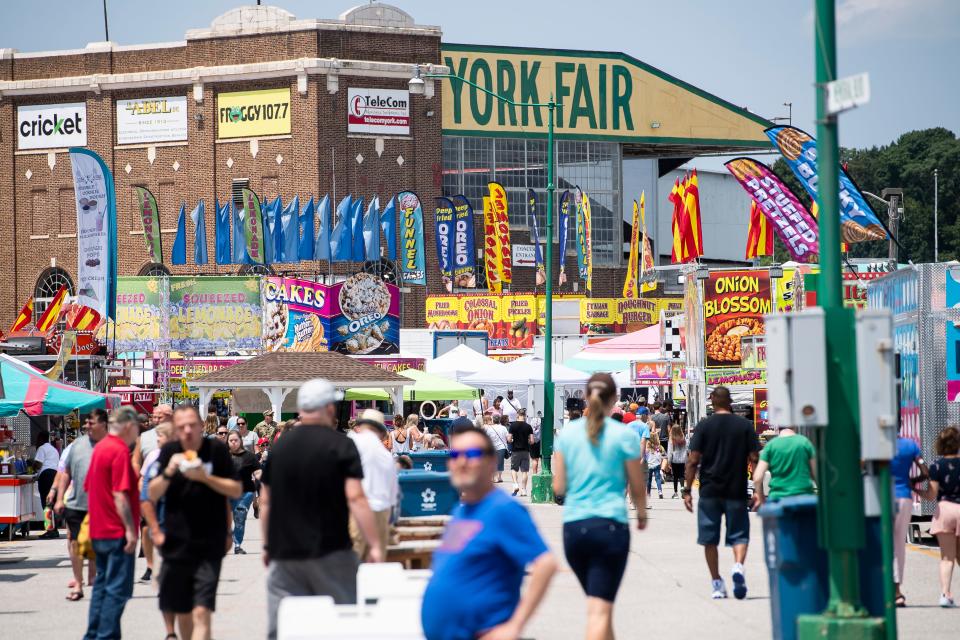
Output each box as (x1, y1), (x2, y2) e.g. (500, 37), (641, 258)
(409, 451), (450, 472)
(759, 495), (829, 640)
(858, 516), (885, 618)
(398, 470), (459, 517)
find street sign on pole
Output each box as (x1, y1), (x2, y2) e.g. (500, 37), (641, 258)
(825, 72), (870, 116)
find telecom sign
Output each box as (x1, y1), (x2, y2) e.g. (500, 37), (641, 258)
(17, 103), (87, 150)
(347, 88), (410, 135)
(116, 96), (188, 145)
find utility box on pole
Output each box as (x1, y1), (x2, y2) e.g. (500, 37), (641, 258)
(855, 310), (897, 461)
(765, 309), (830, 428)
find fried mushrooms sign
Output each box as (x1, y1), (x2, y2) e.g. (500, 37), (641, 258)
(703, 270), (771, 369)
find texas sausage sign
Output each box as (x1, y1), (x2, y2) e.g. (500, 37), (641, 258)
(440, 45), (771, 146)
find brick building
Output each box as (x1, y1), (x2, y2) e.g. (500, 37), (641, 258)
(0, 3), (774, 334)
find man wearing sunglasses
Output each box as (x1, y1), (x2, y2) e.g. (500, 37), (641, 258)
(421, 419), (557, 640)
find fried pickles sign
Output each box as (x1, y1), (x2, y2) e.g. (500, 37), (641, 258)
(440, 45), (770, 144)
(703, 270), (771, 369)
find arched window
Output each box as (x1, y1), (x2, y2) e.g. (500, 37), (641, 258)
(138, 263), (171, 277)
(34, 267), (74, 317)
(237, 264), (274, 276)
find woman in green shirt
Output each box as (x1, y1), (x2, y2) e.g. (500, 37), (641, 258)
(751, 427), (817, 508)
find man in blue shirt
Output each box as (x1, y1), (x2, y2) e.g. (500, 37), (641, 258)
(422, 423), (557, 640)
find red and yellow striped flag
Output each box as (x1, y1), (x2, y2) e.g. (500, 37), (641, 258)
(35, 285), (68, 333)
(66, 304), (102, 332)
(669, 179), (685, 263)
(745, 201), (774, 259)
(10, 298), (34, 333)
(683, 170), (704, 260)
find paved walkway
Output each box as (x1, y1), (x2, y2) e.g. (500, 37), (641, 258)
(0, 492), (956, 638)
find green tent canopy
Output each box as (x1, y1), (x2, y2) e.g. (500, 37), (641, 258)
(345, 368), (479, 402)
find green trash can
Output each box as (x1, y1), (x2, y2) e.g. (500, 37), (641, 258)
(398, 470), (459, 517)
(409, 451), (450, 472)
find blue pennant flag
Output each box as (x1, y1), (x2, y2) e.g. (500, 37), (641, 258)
(262, 197), (280, 264)
(281, 196), (299, 263)
(330, 195), (353, 262)
(351, 197), (365, 261)
(171, 202), (187, 265)
(380, 196), (397, 261)
(314, 195), (331, 261)
(233, 201), (250, 264)
(298, 197), (315, 261)
(190, 199), (208, 264)
(363, 197), (381, 262)
(215, 197), (231, 264)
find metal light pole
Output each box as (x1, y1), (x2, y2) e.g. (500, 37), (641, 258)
(934, 168), (939, 262)
(798, 0), (883, 637)
(419, 71), (558, 501)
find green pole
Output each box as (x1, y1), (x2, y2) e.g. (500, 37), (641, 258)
(798, 0), (882, 636)
(540, 99), (557, 474)
(878, 463), (898, 640)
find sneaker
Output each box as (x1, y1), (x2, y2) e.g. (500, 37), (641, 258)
(672, 493), (679, 499)
(512, 488), (519, 496)
(234, 546), (246, 555)
(711, 579), (728, 599)
(732, 564), (747, 600)
(939, 594), (955, 608)
(139, 568), (152, 583)
(659, 493), (664, 499)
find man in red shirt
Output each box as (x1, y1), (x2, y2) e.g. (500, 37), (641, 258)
(83, 406), (141, 640)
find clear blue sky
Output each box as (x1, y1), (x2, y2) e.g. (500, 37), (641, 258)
(2, 0), (957, 151)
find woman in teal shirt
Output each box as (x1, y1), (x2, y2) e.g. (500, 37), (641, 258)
(553, 373), (647, 640)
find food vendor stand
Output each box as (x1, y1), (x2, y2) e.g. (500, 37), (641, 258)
(0, 354), (119, 539)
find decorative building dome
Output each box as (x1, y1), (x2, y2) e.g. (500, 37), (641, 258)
(209, 5), (297, 35)
(339, 3), (415, 28)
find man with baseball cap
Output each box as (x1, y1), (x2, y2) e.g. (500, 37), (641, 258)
(260, 379), (383, 639)
(254, 409), (278, 443)
(348, 409), (398, 562)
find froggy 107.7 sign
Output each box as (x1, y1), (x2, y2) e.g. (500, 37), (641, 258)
(703, 270), (771, 369)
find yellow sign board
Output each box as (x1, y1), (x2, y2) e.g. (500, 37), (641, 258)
(441, 45), (771, 145)
(217, 88), (291, 139)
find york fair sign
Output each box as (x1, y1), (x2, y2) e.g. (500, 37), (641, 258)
(18, 103), (87, 150)
(347, 88), (410, 135)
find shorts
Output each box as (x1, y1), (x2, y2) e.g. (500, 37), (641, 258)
(496, 449), (507, 471)
(930, 500), (960, 536)
(563, 518), (630, 602)
(64, 508), (87, 540)
(511, 451), (531, 472)
(158, 557), (223, 613)
(697, 497), (751, 547)
(530, 440), (542, 459)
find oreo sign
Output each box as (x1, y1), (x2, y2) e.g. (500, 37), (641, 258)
(347, 88), (410, 135)
(18, 103), (87, 150)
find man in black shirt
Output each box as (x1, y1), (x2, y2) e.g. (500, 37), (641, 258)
(260, 378), (382, 640)
(682, 386), (760, 601)
(508, 409), (535, 497)
(148, 405), (241, 640)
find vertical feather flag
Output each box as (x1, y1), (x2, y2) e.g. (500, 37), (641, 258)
(398, 192), (426, 285)
(558, 190), (571, 286)
(528, 189), (545, 287)
(574, 187), (592, 291)
(10, 298), (34, 332)
(280, 196), (299, 263)
(35, 285), (68, 333)
(314, 195), (331, 261)
(581, 190), (593, 292)
(215, 197), (231, 265)
(624, 198), (641, 298)
(351, 197), (366, 261)
(134, 187), (163, 264)
(233, 201), (249, 264)
(745, 200), (774, 259)
(330, 195), (353, 262)
(482, 196), (502, 293)
(639, 192), (656, 293)
(298, 197), (316, 261)
(190, 199), (208, 264)
(669, 179), (683, 263)
(241, 188), (265, 264)
(683, 170), (704, 259)
(380, 196), (397, 262)
(487, 183), (512, 285)
(171, 202), (187, 265)
(450, 195), (477, 288)
(435, 197), (456, 292)
(363, 197), (381, 262)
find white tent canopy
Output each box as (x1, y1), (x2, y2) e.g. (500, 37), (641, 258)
(463, 355), (590, 387)
(426, 344), (506, 382)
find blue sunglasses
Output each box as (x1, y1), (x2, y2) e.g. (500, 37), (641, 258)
(448, 447), (492, 460)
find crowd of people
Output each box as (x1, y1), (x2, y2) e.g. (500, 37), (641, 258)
(17, 369), (960, 638)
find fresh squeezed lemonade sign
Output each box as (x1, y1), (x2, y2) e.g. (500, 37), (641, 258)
(703, 270), (771, 368)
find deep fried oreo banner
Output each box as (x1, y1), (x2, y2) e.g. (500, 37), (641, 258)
(703, 270), (771, 369)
